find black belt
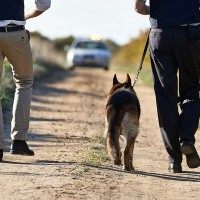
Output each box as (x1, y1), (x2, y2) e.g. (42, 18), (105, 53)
(0, 25), (25, 32)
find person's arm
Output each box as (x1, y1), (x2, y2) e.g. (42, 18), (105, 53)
(25, 9), (45, 20)
(134, 0), (150, 15)
(25, 0), (51, 20)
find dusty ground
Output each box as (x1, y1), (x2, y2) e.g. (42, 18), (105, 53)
(0, 67), (200, 200)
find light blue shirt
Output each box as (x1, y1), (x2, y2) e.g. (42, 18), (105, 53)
(35, 0), (51, 11)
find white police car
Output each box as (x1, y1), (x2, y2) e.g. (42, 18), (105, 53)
(66, 36), (111, 70)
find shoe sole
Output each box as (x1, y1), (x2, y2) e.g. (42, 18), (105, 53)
(10, 150), (34, 156)
(181, 144), (200, 168)
(181, 145), (193, 154)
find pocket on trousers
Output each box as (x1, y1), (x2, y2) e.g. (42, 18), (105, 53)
(10, 30), (29, 48)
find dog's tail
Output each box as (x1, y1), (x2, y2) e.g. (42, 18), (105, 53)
(106, 105), (123, 165)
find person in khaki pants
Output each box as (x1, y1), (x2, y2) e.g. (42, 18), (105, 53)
(0, 0), (51, 162)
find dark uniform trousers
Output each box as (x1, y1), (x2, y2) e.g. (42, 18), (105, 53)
(149, 26), (200, 164)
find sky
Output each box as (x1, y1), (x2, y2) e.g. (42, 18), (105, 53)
(25, 0), (150, 45)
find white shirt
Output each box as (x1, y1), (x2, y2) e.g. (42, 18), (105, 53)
(0, 0), (51, 27)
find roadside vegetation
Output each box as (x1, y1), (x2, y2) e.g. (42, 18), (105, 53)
(0, 60), (14, 107)
(0, 32), (70, 108)
(111, 30), (152, 87)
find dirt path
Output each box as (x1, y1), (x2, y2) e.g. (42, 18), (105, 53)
(0, 67), (200, 200)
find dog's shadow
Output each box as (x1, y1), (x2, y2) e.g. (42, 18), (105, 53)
(84, 163), (200, 182)
(3, 159), (200, 182)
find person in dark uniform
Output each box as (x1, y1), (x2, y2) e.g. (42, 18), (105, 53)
(134, 0), (200, 173)
(0, 0), (51, 162)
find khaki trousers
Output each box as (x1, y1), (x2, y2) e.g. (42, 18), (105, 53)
(0, 30), (33, 149)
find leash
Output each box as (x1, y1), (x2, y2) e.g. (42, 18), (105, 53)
(132, 32), (149, 87)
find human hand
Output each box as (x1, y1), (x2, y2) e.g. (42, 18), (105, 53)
(134, 0), (149, 15)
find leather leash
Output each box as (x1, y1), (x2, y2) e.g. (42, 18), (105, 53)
(132, 32), (149, 87)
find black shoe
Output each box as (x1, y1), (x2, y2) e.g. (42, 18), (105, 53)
(0, 149), (3, 162)
(168, 163), (182, 173)
(10, 140), (34, 156)
(180, 141), (200, 168)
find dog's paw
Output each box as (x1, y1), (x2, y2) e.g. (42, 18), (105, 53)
(131, 166), (135, 171)
(122, 165), (135, 171)
(122, 165), (131, 171)
(114, 159), (122, 166)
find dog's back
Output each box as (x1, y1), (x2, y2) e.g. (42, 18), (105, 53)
(105, 74), (140, 170)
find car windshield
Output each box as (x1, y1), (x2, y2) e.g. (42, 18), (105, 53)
(75, 41), (107, 50)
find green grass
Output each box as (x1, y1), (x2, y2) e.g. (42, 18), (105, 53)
(0, 61), (14, 107)
(85, 132), (108, 165)
(110, 64), (153, 88)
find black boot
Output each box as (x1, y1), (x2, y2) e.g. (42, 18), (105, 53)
(10, 140), (34, 156)
(168, 163), (182, 173)
(181, 141), (200, 168)
(0, 149), (3, 162)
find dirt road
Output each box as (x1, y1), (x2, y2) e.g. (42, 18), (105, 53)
(0, 67), (200, 200)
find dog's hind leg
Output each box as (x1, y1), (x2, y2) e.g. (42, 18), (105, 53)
(106, 106), (122, 166)
(129, 141), (136, 170)
(123, 136), (136, 171)
(106, 130), (122, 166)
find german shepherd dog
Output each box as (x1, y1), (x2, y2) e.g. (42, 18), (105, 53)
(105, 74), (140, 171)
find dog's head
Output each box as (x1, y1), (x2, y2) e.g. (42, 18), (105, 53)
(109, 74), (135, 95)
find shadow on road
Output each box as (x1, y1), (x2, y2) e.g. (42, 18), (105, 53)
(2, 159), (200, 182)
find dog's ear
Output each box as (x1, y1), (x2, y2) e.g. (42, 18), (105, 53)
(113, 74), (119, 85)
(125, 73), (132, 86)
